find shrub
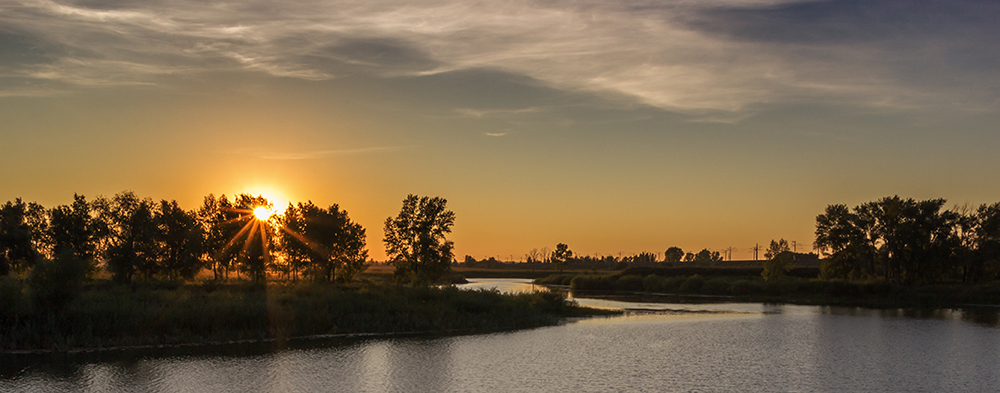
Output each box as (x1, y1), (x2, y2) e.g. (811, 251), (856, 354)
(29, 252), (89, 310)
(678, 275), (704, 293)
(702, 277), (731, 295)
(642, 275), (665, 292)
(615, 275), (644, 291)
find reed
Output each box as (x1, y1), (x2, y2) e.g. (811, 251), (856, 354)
(0, 280), (602, 352)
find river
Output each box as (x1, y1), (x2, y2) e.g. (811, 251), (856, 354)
(3, 278), (999, 392)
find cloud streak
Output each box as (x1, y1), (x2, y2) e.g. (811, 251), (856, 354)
(2, 0), (997, 116)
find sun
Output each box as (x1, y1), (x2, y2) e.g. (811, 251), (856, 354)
(253, 206), (271, 221)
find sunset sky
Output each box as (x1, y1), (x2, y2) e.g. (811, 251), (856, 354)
(3, 0), (999, 261)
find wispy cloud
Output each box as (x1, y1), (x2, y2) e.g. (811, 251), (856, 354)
(259, 146), (407, 160)
(2, 0), (997, 116)
(484, 132), (508, 137)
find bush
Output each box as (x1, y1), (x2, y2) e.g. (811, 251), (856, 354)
(702, 277), (731, 295)
(614, 275), (644, 291)
(570, 275), (614, 290)
(678, 275), (704, 293)
(642, 275), (665, 292)
(29, 252), (89, 310)
(0, 276), (29, 319)
(727, 279), (760, 296)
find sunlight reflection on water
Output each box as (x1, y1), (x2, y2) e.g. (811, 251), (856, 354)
(3, 279), (1000, 392)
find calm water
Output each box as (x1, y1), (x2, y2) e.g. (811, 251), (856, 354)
(3, 279), (1000, 392)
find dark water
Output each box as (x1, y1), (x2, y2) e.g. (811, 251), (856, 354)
(3, 279), (999, 392)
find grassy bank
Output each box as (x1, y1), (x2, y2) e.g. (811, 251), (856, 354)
(0, 278), (601, 352)
(536, 272), (1000, 308)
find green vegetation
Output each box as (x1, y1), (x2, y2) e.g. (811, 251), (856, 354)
(0, 278), (595, 352)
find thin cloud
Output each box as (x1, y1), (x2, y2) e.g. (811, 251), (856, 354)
(260, 146), (408, 160)
(2, 0), (997, 115)
(484, 132), (508, 137)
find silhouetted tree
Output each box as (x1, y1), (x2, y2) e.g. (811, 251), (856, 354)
(971, 202), (1000, 283)
(762, 239), (793, 281)
(278, 203), (309, 280)
(292, 201), (368, 282)
(46, 194), (97, 274)
(815, 196), (966, 284)
(97, 192), (160, 283)
(551, 243), (572, 272)
(683, 252), (695, 262)
(694, 249), (719, 263)
(0, 199), (46, 275)
(233, 194), (273, 283)
(383, 195), (455, 283)
(197, 194), (238, 280)
(664, 246), (684, 263)
(158, 200), (205, 280)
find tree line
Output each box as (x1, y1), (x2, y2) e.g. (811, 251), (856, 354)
(815, 196), (1000, 284)
(0, 192), (456, 285)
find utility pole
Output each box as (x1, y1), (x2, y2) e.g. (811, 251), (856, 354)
(751, 243), (762, 261)
(791, 240), (798, 253)
(724, 246), (736, 261)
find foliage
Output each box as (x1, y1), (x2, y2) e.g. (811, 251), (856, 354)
(664, 246), (684, 263)
(693, 249), (722, 264)
(46, 194), (98, 268)
(0, 198), (46, 275)
(282, 201), (368, 282)
(384, 195), (456, 284)
(97, 192), (161, 283)
(29, 251), (90, 310)
(551, 243), (573, 272)
(762, 239), (794, 281)
(814, 196), (986, 285)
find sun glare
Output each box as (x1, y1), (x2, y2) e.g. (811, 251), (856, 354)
(253, 206), (271, 221)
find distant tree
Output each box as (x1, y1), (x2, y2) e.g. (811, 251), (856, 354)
(762, 239), (794, 281)
(764, 239), (790, 260)
(526, 248), (542, 264)
(551, 243), (573, 272)
(463, 255), (477, 267)
(683, 252), (695, 262)
(664, 246), (684, 263)
(0, 199), (46, 275)
(633, 251), (658, 265)
(694, 249), (714, 263)
(383, 195), (455, 283)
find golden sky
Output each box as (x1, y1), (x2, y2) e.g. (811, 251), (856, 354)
(3, 0), (1000, 260)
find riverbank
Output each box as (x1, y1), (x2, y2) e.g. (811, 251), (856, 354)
(536, 272), (1000, 309)
(0, 278), (609, 352)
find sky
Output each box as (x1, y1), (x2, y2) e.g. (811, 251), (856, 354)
(3, 0), (1000, 261)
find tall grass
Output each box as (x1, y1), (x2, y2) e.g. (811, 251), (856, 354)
(0, 280), (595, 351)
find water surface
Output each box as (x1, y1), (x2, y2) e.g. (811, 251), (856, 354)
(3, 279), (999, 392)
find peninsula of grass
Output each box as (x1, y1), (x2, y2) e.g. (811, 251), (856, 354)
(536, 268), (1000, 309)
(0, 278), (609, 352)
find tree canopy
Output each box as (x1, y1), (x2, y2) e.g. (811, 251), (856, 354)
(383, 195), (455, 283)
